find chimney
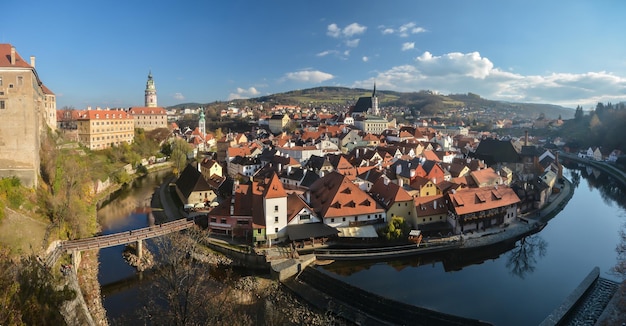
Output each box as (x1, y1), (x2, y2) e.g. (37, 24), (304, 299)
(525, 130), (529, 146)
(30, 56), (35, 68)
(10, 46), (16, 65)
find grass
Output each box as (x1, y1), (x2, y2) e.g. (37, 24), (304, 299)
(0, 206), (49, 257)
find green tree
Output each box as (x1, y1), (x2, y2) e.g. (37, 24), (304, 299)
(171, 138), (191, 176)
(574, 105), (584, 120)
(379, 216), (410, 241)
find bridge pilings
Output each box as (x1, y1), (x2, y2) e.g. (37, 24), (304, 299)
(136, 240), (143, 260)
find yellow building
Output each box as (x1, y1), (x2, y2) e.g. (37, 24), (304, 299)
(77, 109), (135, 150)
(268, 114), (291, 134)
(0, 44), (55, 187)
(128, 107), (168, 130)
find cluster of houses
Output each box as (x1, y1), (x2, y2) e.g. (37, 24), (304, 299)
(173, 106), (565, 247)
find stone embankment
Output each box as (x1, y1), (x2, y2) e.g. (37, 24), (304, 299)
(285, 267), (492, 326)
(539, 267), (619, 326)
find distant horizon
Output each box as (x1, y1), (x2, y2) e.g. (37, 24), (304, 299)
(59, 85), (582, 112)
(4, 1), (626, 110)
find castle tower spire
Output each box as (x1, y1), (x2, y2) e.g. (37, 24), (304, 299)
(145, 71), (157, 107)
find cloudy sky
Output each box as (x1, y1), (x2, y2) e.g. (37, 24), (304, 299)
(3, 0), (626, 109)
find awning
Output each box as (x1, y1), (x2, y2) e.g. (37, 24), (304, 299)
(336, 225), (378, 238)
(286, 223), (339, 241)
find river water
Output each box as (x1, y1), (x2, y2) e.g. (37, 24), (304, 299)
(319, 164), (626, 325)
(97, 164), (626, 325)
(97, 170), (171, 322)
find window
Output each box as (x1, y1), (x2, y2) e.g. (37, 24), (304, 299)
(257, 229), (261, 234)
(274, 205), (279, 212)
(221, 218), (226, 224)
(0, 100), (5, 110)
(274, 228), (278, 233)
(300, 214), (310, 220)
(0, 76), (2, 86)
(274, 216), (279, 223)
(17, 76), (23, 86)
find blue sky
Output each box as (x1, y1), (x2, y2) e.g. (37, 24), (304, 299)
(3, 1), (626, 110)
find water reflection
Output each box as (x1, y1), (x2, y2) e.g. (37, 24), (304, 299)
(563, 160), (626, 210)
(506, 235), (547, 279)
(322, 231), (542, 277)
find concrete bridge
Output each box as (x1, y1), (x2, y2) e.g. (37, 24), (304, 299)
(45, 218), (195, 270)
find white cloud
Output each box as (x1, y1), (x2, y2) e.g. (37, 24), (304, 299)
(415, 51), (494, 79)
(346, 39), (360, 47)
(381, 28), (394, 35)
(381, 22), (427, 37)
(343, 23), (367, 37)
(362, 56), (369, 62)
(317, 50), (337, 57)
(173, 92), (185, 101)
(402, 42), (415, 51)
(227, 87), (260, 100)
(352, 51), (626, 108)
(326, 23), (341, 38)
(326, 22), (366, 38)
(284, 70), (335, 83)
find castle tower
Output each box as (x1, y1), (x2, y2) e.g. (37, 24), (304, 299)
(145, 71), (157, 107)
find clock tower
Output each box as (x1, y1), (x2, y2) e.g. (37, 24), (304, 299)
(145, 71), (157, 107)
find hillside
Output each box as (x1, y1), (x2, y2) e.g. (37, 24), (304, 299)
(167, 87), (574, 121)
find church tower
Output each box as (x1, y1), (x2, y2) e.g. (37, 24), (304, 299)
(145, 71), (157, 107)
(371, 82), (379, 116)
(198, 108), (206, 137)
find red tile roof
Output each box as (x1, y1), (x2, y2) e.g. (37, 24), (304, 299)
(370, 178), (413, 209)
(448, 186), (520, 216)
(76, 110), (132, 120)
(0, 44), (31, 68)
(414, 195), (448, 217)
(128, 107), (167, 115)
(308, 171), (384, 219)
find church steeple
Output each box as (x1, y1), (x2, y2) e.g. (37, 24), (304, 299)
(371, 82), (379, 116)
(145, 71), (157, 107)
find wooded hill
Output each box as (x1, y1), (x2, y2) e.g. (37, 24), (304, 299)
(168, 86), (574, 120)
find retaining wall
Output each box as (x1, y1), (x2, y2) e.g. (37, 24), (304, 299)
(539, 266), (599, 326)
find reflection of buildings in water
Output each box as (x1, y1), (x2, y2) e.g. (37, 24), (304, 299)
(98, 193), (151, 229)
(322, 231), (543, 277)
(585, 166), (602, 179)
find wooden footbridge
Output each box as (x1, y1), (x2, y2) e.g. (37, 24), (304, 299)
(45, 218), (195, 270)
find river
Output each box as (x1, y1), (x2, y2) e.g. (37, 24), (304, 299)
(319, 164), (626, 325)
(96, 164), (626, 325)
(97, 170), (171, 323)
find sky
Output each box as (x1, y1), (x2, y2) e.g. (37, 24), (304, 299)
(3, 0), (626, 110)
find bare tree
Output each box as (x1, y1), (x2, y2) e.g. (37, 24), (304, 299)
(138, 228), (251, 326)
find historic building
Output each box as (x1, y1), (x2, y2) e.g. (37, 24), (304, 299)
(76, 109), (134, 150)
(145, 71), (157, 107)
(128, 72), (167, 130)
(0, 44), (56, 187)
